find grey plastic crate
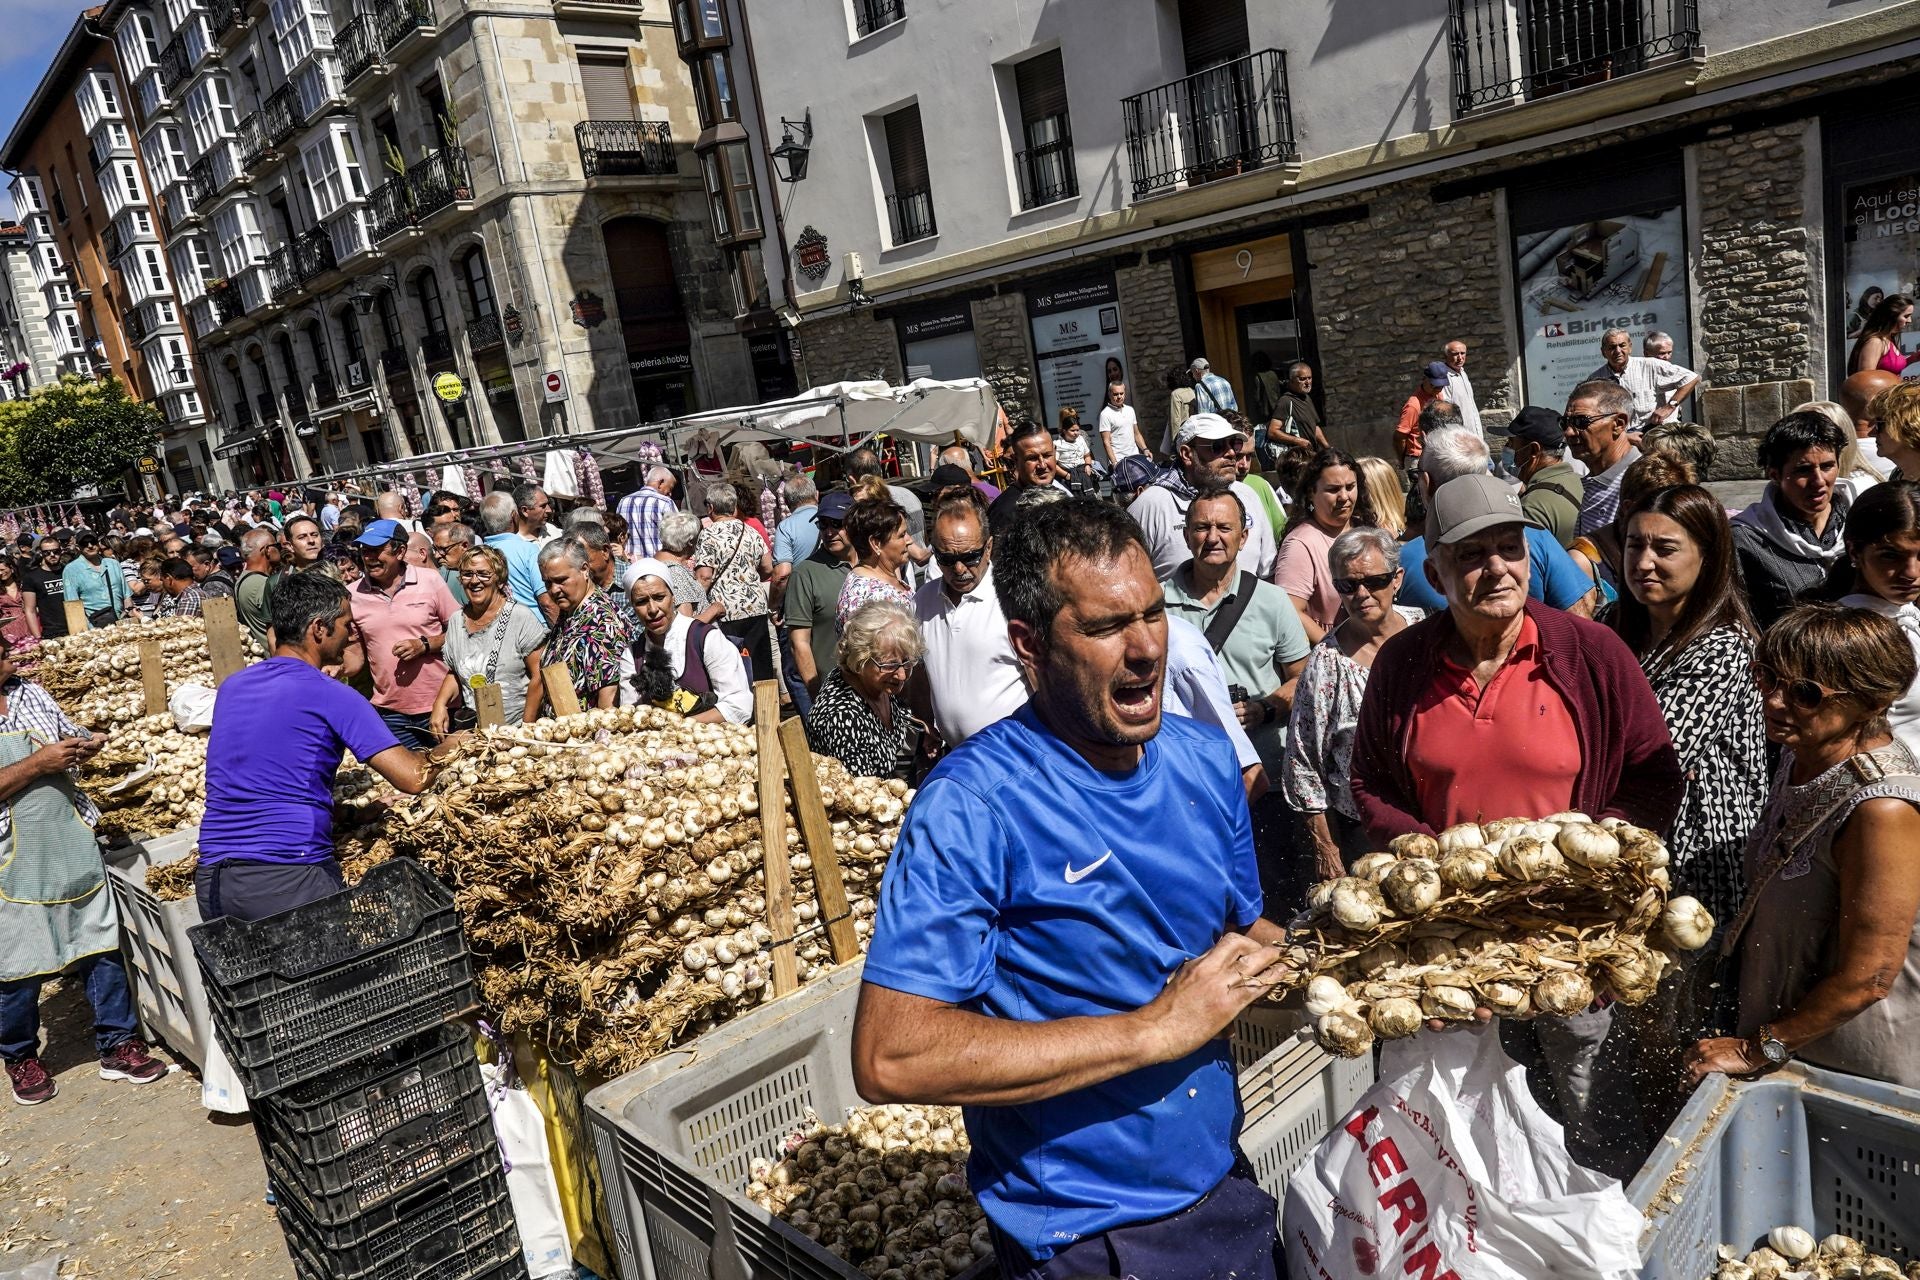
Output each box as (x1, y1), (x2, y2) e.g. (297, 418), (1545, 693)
(1627, 1063), (1920, 1277)
(584, 962), (1360, 1280)
(104, 828), (211, 1068)
(1238, 1030), (1373, 1195)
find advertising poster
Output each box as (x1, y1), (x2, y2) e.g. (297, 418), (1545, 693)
(1841, 174), (1920, 374)
(1027, 274), (1126, 429)
(1513, 205), (1691, 410)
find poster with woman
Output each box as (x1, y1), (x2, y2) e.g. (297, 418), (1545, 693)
(1841, 175), (1920, 375)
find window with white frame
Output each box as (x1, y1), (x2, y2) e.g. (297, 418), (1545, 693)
(180, 389), (201, 416)
(155, 299), (175, 325)
(300, 123), (366, 217)
(136, 13), (160, 66)
(292, 60), (340, 120)
(143, 246), (168, 296)
(270, 0), (333, 69)
(53, 282), (73, 305)
(214, 76), (237, 133)
(162, 127), (188, 179)
(163, 337), (188, 384)
(61, 313), (84, 351)
(184, 79), (224, 153)
(95, 73), (121, 116)
(212, 202), (264, 277)
(134, 208), (152, 235)
(118, 162), (144, 205)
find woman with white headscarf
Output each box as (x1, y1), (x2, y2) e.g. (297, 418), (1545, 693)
(618, 558), (752, 724)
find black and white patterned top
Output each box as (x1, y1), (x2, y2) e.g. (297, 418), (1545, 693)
(1641, 624), (1769, 926)
(804, 667), (920, 780)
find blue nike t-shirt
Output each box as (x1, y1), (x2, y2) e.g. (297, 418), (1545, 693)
(863, 702), (1262, 1260)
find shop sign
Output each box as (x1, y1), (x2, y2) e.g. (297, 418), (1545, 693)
(543, 368), (568, 403)
(295, 420), (319, 438)
(1842, 173), (1920, 362)
(628, 348), (694, 376)
(571, 290), (607, 329)
(794, 226), (831, 283)
(1026, 273), (1124, 430)
(136, 455), (161, 474)
(433, 371), (467, 403)
(1512, 205), (1691, 409)
(898, 300), (973, 342)
(483, 371), (517, 401)
(503, 304), (525, 344)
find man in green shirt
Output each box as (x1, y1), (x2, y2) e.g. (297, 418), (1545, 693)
(783, 492), (853, 706)
(233, 527), (282, 650)
(1502, 407), (1584, 549)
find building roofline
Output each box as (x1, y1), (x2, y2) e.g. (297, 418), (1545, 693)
(0, 8), (110, 170)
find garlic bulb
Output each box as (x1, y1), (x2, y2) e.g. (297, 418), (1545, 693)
(1767, 1227), (1815, 1262)
(1351, 852), (1399, 883)
(1531, 970), (1594, 1016)
(1387, 833), (1439, 861)
(1555, 822), (1621, 871)
(1661, 896), (1715, 951)
(1314, 1009), (1374, 1058)
(1381, 859), (1443, 915)
(1436, 822), (1484, 854)
(1478, 980), (1530, 1018)
(1328, 877), (1387, 931)
(1369, 997), (1423, 1038)
(1437, 847), (1493, 891)
(1744, 1249), (1789, 1280)
(1819, 1235), (1865, 1261)
(1304, 975), (1353, 1019)
(1715, 1264), (1755, 1280)
(1495, 836), (1564, 881)
(1420, 983), (1477, 1021)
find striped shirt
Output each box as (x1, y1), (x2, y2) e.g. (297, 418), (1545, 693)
(617, 487), (676, 560)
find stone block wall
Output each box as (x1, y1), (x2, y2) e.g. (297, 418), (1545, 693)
(1117, 256), (1185, 447)
(971, 291), (1035, 419)
(795, 310), (903, 386)
(1306, 187), (1516, 460)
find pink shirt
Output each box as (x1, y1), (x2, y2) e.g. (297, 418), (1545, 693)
(347, 566), (459, 713)
(1274, 520), (1342, 631)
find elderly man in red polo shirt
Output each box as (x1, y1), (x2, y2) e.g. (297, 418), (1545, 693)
(1350, 472), (1684, 1179)
(343, 518), (459, 750)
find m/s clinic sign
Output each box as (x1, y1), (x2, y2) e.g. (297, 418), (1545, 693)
(1027, 274), (1125, 429)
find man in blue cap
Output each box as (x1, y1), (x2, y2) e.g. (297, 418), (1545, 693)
(340, 518), (459, 748)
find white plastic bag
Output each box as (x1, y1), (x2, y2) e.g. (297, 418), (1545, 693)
(481, 1061), (573, 1279)
(200, 1034), (249, 1115)
(1283, 1023), (1643, 1280)
(168, 683), (217, 733)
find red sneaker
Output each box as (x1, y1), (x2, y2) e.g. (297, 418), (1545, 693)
(98, 1039), (166, 1085)
(6, 1056), (56, 1105)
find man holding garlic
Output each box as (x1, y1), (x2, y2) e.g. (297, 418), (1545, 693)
(854, 497), (1290, 1280)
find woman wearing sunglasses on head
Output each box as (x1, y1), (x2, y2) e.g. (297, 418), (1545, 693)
(1831, 480), (1920, 760)
(805, 599), (926, 781)
(1687, 604), (1920, 1091)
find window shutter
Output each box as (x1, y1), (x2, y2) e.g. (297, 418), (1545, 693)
(884, 105), (928, 193)
(1178, 0), (1249, 73)
(577, 54), (635, 122)
(1015, 49), (1068, 125)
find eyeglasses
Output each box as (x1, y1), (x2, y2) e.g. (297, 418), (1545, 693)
(934, 546), (986, 569)
(869, 657), (919, 675)
(1562, 413), (1621, 434)
(1750, 662), (1849, 713)
(1333, 572), (1397, 595)
(458, 570), (496, 582)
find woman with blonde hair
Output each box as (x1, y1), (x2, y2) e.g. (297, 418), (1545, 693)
(805, 598), (925, 779)
(430, 544), (548, 732)
(1355, 456), (1407, 538)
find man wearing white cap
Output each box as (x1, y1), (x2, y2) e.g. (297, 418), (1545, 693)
(1125, 413), (1276, 579)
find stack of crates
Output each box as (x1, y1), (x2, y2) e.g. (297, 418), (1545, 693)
(189, 857), (529, 1280)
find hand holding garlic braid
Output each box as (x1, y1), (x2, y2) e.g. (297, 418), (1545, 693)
(1266, 812), (1713, 1059)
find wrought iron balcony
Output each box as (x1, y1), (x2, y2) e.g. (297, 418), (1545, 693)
(158, 33), (192, 92)
(1014, 130), (1078, 210)
(265, 244), (299, 300)
(103, 221), (125, 261)
(379, 346), (411, 379)
(187, 157), (216, 207)
(255, 391), (279, 422)
(576, 120), (674, 179)
(1448, 0), (1700, 115)
(292, 225), (337, 282)
(124, 306), (147, 344)
(368, 175), (412, 242)
(1121, 48), (1298, 200)
(261, 84), (300, 152)
(237, 111), (267, 169)
(208, 281), (245, 324)
(853, 0), (904, 37)
(337, 14), (380, 84)
(376, 0), (435, 52)
(311, 372), (338, 407)
(468, 312), (503, 352)
(207, 0), (243, 38)
(409, 146), (473, 221)
(885, 189), (937, 245)
(422, 331), (454, 366)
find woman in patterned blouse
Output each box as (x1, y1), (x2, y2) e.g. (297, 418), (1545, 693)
(693, 482), (773, 683)
(537, 539), (633, 710)
(805, 599), (924, 780)
(836, 478), (914, 633)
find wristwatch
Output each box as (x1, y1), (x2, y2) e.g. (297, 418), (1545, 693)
(1754, 1023), (1791, 1071)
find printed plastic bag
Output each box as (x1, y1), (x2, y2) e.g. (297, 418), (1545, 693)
(482, 1060), (574, 1279)
(1283, 1022), (1642, 1280)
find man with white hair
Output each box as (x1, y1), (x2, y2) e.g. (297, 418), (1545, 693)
(618, 465), (678, 559)
(1587, 327), (1700, 436)
(1188, 357), (1238, 415)
(1125, 413), (1274, 579)
(1642, 330), (1675, 362)
(1394, 426), (1597, 616)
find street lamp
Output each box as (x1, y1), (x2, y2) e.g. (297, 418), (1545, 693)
(770, 115), (813, 184)
(350, 264), (399, 316)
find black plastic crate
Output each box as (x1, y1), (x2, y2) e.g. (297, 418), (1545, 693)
(274, 1147), (523, 1280)
(189, 858), (479, 1098)
(253, 1025), (496, 1225)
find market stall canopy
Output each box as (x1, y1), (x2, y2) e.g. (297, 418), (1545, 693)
(664, 378), (1000, 452)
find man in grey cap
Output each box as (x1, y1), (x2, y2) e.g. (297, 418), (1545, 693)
(1125, 413), (1276, 579)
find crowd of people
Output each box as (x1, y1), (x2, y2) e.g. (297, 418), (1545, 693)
(6, 329), (1920, 1278)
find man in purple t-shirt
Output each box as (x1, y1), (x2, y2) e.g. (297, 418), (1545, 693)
(195, 573), (463, 923)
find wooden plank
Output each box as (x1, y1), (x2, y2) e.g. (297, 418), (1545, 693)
(755, 680), (800, 996)
(542, 664), (582, 719)
(474, 682), (506, 728)
(778, 716), (861, 966)
(139, 637), (168, 717)
(64, 600), (90, 634)
(200, 598), (246, 686)
(1637, 251), (1668, 302)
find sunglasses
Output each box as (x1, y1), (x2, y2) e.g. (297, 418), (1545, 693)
(1333, 572), (1397, 596)
(1750, 662), (1848, 713)
(1562, 413), (1621, 434)
(934, 547), (986, 569)
(1194, 437), (1241, 456)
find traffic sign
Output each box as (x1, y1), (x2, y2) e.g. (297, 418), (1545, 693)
(543, 368), (568, 403)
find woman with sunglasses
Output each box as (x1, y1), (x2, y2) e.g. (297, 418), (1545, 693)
(1687, 604), (1920, 1090)
(805, 599), (925, 780)
(1832, 480), (1920, 758)
(1281, 527), (1421, 878)
(430, 545), (548, 735)
(1274, 448), (1376, 644)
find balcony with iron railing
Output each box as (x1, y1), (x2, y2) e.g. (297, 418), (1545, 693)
(260, 84), (300, 154)
(186, 156), (216, 208)
(422, 331), (454, 366)
(237, 111), (267, 170)
(468, 312), (503, 352)
(368, 175), (411, 242)
(1014, 129), (1078, 210)
(379, 346), (411, 379)
(576, 120), (674, 179)
(310, 371), (338, 408)
(158, 32), (192, 93)
(208, 0), (244, 40)
(854, 0), (904, 37)
(256, 391), (279, 422)
(337, 13), (380, 84)
(292, 225), (337, 282)
(376, 0), (436, 53)
(265, 243), (299, 300)
(124, 307), (147, 344)
(1448, 0), (1701, 116)
(885, 189), (937, 246)
(371, 146), (472, 240)
(1121, 48), (1298, 201)
(103, 221), (126, 262)
(208, 279), (244, 323)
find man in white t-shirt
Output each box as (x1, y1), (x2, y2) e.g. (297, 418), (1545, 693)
(1442, 339), (1482, 438)
(1097, 380), (1141, 468)
(912, 486), (1026, 746)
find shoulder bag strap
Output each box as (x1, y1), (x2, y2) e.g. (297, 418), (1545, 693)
(1202, 571), (1258, 655)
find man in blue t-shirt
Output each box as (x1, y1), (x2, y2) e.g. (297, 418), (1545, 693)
(195, 573), (461, 923)
(854, 498), (1290, 1279)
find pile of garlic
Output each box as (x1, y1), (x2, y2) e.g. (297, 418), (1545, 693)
(747, 1105), (990, 1280)
(81, 712), (210, 840)
(39, 617), (261, 727)
(387, 705), (909, 1076)
(1711, 1226), (1916, 1279)
(1288, 815), (1714, 1058)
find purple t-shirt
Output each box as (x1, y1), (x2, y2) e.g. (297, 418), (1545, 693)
(198, 657), (401, 865)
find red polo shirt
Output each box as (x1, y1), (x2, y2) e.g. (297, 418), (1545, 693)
(1405, 613), (1581, 828)
(347, 566), (458, 714)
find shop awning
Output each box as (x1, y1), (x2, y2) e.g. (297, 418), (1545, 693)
(663, 377), (999, 451)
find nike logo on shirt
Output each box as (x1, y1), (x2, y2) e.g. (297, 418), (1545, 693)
(1064, 851), (1112, 884)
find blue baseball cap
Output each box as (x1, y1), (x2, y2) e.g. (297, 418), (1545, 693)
(351, 517), (406, 547)
(817, 492), (854, 522)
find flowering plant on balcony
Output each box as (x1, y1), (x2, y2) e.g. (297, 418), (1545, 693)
(2, 362), (27, 380)
(204, 277), (231, 292)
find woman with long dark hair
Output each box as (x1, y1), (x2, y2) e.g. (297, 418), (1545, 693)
(1273, 448), (1375, 642)
(1833, 480), (1920, 759)
(1848, 292), (1913, 376)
